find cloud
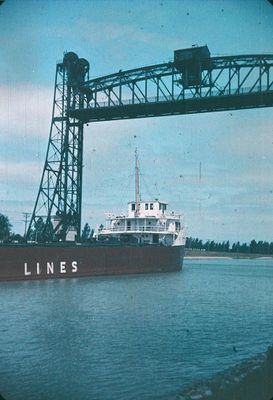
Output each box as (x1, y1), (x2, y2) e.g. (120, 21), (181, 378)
(76, 18), (162, 47)
(0, 83), (52, 139)
(0, 160), (41, 189)
(217, 109), (273, 157)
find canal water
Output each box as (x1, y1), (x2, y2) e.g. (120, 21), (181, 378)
(0, 258), (272, 400)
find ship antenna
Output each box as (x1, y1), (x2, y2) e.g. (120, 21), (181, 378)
(135, 148), (140, 216)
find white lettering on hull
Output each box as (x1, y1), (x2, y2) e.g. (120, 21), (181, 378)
(60, 261), (66, 274)
(24, 263), (31, 276)
(72, 261), (78, 273)
(24, 261), (78, 277)
(47, 262), (54, 274)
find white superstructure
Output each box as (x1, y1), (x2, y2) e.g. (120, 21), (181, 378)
(98, 199), (185, 246)
(98, 149), (185, 247)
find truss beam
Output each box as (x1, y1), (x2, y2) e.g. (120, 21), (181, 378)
(69, 52), (273, 123)
(71, 91), (273, 122)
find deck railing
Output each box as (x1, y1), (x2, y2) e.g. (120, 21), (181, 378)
(99, 225), (177, 234)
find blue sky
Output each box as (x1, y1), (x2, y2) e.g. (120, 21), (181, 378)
(0, 0), (273, 243)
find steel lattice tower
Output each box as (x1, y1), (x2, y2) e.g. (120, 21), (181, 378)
(26, 52), (89, 241)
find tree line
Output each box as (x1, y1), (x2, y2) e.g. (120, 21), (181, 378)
(1, 212), (272, 254)
(186, 237), (273, 255)
(0, 213), (94, 243)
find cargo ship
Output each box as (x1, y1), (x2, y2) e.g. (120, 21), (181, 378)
(0, 151), (185, 282)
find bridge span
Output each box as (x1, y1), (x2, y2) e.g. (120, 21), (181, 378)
(69, 46), (273, 122)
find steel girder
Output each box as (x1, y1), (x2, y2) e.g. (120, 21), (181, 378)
(27, 54), (88, 241)
(69, 53), (273, 122)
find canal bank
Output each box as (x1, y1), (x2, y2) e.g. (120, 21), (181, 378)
(185, 249), (273, 259)
(174, 346), (273, 400)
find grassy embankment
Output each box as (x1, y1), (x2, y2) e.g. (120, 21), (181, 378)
(185, 249), (273, 259)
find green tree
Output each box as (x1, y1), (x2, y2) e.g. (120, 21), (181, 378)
(34, 217), (45, 242)
(250, 239), (257, 254)
(0, 213), (12, 241)
(241, 242), (249, 253)
(44, 220), (54, 242)
(30, 217), (54, 243)
(210, 240), (216, 251)
(231, 242), (240, 253)
(81, 223), (91, 242)
(231, 242), (235, 252)
(10, 233), (24, 242)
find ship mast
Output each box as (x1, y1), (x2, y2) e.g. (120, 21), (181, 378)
(135, 148), (140, 217)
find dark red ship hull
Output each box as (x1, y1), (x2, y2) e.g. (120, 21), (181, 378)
(0, 244), (184, 282)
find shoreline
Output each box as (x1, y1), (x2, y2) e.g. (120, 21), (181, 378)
(174, 346), (273, 400)
(185, 249), (273, 260)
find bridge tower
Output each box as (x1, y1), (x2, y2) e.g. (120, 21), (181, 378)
(26, 52), (89, 241)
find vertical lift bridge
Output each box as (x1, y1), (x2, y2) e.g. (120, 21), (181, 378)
(26, 45), (273, 241)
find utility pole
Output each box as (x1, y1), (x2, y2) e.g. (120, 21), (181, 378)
(23, 212), (31, 237)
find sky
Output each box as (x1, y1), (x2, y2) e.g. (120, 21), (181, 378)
(0, 0), (273, 243)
